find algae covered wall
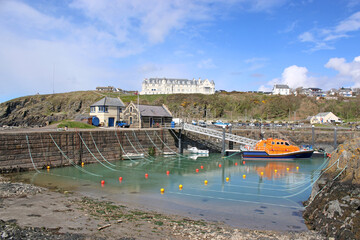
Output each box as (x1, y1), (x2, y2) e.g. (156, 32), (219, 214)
(0, 129), (177, 173)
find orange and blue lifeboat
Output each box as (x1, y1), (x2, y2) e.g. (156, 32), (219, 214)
(242, 138), (313, 159)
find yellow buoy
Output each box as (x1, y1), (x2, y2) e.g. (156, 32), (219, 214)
(243, 174), (246, 179)
(296, 166), (299, 170)
(46, 166), (50, 170)
(160, 188), (165, 194)
(204, 180), (208, 185)
(179, 184), (183, 190)
(274, 169), (277, 173)
(286, 168), (289, 171)
(260, 172), (264, 175)
(81, 162), (84, 166)
(226, 177), (229, 182)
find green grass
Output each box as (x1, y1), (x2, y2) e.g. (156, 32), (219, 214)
(57, 120), (96, 129)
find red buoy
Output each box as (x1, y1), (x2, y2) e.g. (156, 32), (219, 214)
(119, 177), (123, 181)
(200, 165), (204, 169)
(145, 173), (149, 178)
(219, 164), (222, 168)
(196, 169), (199, 173)
(235, 162), (238, 166)
(101, 180), (105, 184)
(166, 170), (170, 175)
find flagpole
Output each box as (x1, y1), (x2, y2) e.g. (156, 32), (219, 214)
(137, 91), (140, 128)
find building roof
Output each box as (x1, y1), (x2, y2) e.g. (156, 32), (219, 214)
(138, 104), (172, 117)
(90, 97), (125, 107)
(315, 112), (332, 117)
(273, 84), (290, 89)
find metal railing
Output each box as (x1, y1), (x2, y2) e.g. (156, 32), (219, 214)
(183, 123), (258, 146)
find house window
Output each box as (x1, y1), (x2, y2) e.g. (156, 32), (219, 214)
(98, 106), (108, 112)
(130, 107), (133, 112)
(118, 107), (122, 113)
(130, 117), (133, 124)
(90, 106), (96, 113)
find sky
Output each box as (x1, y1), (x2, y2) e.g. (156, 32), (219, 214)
(1, 0), (360, 103)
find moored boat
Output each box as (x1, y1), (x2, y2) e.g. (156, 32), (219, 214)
(122, 153), (145, 160)
(188, 147), (209, 154)
(241, 138), (313, 160)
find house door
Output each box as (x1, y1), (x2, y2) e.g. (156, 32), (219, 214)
(108, 117), (115, 127)
(150, 117), (153, 127)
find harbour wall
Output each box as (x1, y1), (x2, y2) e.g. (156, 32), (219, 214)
(0, 129), (178, 173)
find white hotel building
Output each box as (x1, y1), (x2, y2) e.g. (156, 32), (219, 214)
(140, 78), (215, 95)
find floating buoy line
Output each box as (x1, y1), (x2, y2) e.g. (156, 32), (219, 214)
(24, 132), (342, 210)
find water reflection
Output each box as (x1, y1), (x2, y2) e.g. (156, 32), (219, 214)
(12, 154), (327, 231)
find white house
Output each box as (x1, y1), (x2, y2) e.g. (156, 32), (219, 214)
(140, 77), (215, 95)
(272, 84), (290, 95)
(310, 112), (341, 124)
(90, 97), (126, 127)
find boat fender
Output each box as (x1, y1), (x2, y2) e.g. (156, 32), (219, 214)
(326, 153), (332, 158)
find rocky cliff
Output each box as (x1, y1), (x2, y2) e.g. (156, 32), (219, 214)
(0, 91), (102, 127)
(303, 137), (360, 239)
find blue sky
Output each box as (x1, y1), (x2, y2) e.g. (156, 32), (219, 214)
(1, 0), (360, 103)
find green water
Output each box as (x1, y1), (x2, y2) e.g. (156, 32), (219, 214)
(15, 153), (327, 231)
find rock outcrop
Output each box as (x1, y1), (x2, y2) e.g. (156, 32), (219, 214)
(303, 137), (360, 240)
(0, 92), (101, 127)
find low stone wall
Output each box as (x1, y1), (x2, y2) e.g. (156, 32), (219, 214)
(0, 129), (177, 173)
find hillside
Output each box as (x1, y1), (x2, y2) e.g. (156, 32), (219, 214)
(0, 91), (360, 127)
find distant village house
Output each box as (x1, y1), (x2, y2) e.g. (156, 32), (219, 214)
(123, 102), (173, 128)
(272, 84), (290, 95)
(90, 97), (126, 127)
(310, 112), (341, 124)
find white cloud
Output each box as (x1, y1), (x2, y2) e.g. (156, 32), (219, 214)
(0, 0), (291, 102)
(197, 58), (216, 69)
(259, 65), (315, 91)
(244, 57), (268, 71)
(325, 56), (360, 87)
(298, 11), (360, 51)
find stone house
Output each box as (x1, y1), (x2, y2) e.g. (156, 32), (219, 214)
(123, 102), (173, 128)
(310, 112), (341, 124)
(90, 97), (126, 127)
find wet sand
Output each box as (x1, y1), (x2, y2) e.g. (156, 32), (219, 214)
(0, 175), (325, 239)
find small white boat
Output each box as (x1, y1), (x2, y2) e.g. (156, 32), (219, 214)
(122, 153), (145, 160)
(188, 147), (209, 154)
(189, 154), (209, 160)
(163, 151), (177, 156)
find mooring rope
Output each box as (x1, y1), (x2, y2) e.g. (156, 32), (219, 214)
(114, 130), (139, 163)
(167, 190), (304, 209)
(26, 135), (41, 173)
(283, 158), (340, 199)
(90, 132), (116, 167)
(145, 131), (165, 154)
(78, 132), (119, 172)
(132, 131), (154, 159)
(124, 133), (143, 155)
(305, 163), (347, 207)
(49, 134), (102, 177)
(154, 131), (179, 155)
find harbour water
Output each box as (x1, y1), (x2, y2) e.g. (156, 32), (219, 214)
(13, 153), (327, 231)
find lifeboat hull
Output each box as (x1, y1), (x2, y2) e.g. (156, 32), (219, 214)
(242, 150), (314, 160)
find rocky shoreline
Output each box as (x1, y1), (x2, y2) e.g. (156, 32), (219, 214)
(303, 138), (360, 240)
(0, 175), (325, 240)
